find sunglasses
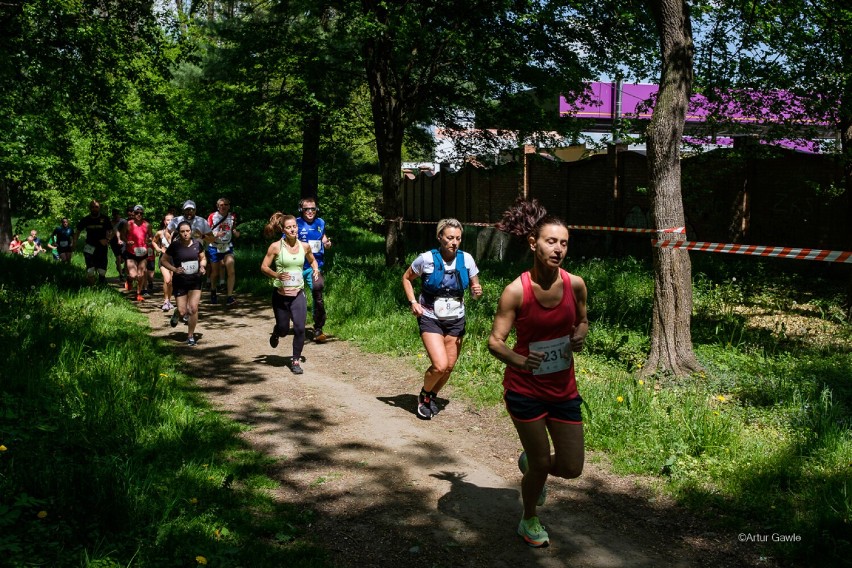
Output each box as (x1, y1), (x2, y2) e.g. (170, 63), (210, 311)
(302, 207), (317, 212)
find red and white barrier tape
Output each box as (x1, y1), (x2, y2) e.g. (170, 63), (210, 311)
(652, 239), (852, 264)
(392, 219), (496, 227)
(568, 225), (685, 234)
(393, 219), (685, 233)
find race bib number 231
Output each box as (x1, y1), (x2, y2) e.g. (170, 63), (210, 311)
(528, 335), (573, 375)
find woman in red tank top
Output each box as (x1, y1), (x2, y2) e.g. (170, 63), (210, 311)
(488, 198), (589, 549)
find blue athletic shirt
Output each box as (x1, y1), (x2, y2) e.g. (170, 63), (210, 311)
(296, 217), (326, 269)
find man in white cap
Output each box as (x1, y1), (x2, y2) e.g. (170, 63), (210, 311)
(167, 200), (215, 245)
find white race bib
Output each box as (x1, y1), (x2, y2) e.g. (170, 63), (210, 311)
(280, 270), (304, 287)
(83, 244), (96, 255)
(134, 246), (148, 257)
(433, 297), (463, 319)
(182, 260), (199, 275)
(308, 239), (322, 253)
(216, 242), (231, 253)
(529, 335), (573, 375)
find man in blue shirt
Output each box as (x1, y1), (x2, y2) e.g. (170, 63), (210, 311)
(296, 197), (332, 343)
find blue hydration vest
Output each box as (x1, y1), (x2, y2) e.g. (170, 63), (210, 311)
(422, 249), (469, 298)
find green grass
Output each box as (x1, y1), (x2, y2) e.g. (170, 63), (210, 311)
(0, 255), (327, 567)
(236, 227), (851, 567)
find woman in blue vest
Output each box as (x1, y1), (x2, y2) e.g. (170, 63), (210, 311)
(402, 218), (483, 420)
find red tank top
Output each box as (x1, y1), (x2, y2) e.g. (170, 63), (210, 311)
(503, 269), (579, 401)
(126, 221), (149, 256)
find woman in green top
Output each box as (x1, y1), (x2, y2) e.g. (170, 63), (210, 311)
(21, 234), (43, 258)
(261, 212), (320, 375)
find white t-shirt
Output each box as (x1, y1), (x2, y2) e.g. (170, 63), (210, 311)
(167, 216), (212, 240)
(410, 251), (479, 320)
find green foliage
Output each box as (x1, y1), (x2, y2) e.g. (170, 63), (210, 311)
(1, 0), (172, 229)
(0, 255), (327, 567)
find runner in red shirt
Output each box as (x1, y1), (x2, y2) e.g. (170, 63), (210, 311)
(488, 198), (589, 549)
(122, 205), (154, 302)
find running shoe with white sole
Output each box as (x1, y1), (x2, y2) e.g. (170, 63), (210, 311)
(518, 451), (548, 506)
(517, 516), (549, 548)
(186, 335), (197, 347)
(170, 310), (180, 328)
(429, 391), (439, 416)
(291, 362), (303, 375)
(417, 392), (433, 420)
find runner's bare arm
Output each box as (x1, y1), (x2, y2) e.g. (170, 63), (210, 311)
(469, 274), (483, 299)
(488, 278), (543, 371)
(402, 266), (423, 316)
(570, 274), (589, 353)
(260, 241), (284, 280)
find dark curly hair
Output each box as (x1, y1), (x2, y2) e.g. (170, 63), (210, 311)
(495, 197), (568, 238)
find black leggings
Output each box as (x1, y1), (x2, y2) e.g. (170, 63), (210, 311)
(272, 290), (307, 359)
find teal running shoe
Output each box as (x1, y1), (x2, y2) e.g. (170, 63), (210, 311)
(517, 516), (549, 548)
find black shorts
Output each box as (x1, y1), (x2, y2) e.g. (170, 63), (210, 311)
(504, 389), (583, 424)
(418, 315), (466, 338)
(83, 245), (109, 270)
(173, 274), (202, 297)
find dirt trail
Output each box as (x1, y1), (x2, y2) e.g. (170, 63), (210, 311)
(139, 291), (761, 568)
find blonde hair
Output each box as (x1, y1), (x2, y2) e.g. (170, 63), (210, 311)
(436, 218), (463, 239)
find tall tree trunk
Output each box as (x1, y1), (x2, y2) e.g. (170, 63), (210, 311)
(300, 112), (321, 200)
(640, 0), (702, 377)
(175, 0), (188, 35)
(840, 115), (852, 321)
(364, 37), (406, 266)
(0, 180), (11, 251)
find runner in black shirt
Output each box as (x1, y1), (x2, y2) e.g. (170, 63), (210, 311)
(73, 200), (113, 284)
(160, 220), (207, 346)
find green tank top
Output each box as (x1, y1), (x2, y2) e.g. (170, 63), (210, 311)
(274, 238), (306, 290)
